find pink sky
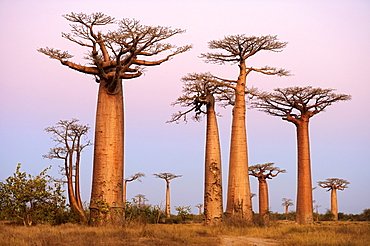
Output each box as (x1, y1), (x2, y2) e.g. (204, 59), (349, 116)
(0, 0), (369, 215)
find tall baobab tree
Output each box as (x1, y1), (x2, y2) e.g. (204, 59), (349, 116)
(38, 12), (191, 224)
(123, 173), (145, 204)
(318, 178), (349, 220)
(169, 72), (232, 224)
(153, 173), (182, 218)
(281, 198), (294, 220)
(200, 35), (289, 221)
(248, 163), (285, 223)
(252, 86), (351, 224)
(44, 119), (92, 223)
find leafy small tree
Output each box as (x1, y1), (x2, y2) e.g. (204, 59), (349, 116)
(153, 173), (182, 218)
(318, 178), (349, 220)
(252, 86), (351, 224)
(175, 205), (193, 223)
(0, 163), (66, 226)
(44, 119), (91, 223)
(248, 163), (285, 224)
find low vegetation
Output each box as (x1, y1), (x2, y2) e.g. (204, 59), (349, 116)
(0, 221), (369, 245)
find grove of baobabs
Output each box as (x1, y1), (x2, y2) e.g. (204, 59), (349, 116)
(36, 12), (351, 226)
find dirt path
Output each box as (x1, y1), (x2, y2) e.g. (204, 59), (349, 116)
(220, 236), (279, 246)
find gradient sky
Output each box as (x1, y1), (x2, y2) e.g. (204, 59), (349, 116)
(1, 0), (369, 215)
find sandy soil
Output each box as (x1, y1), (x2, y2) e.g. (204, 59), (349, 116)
(220, 236), (279, 246)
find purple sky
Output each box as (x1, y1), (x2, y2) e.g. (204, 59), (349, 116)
(1, 0), (369, 215)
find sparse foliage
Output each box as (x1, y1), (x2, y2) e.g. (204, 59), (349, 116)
(200, 34), (289, 221)
(249, 163), (285, 224)
(44, 119), (91, 223)
(282, 198), (294, 220)
(169, 72), (228, 224)
(153, 173), (182, 218)
(123, 173), (145, 204)
(318, 178), (350, 220)
(252, 86), (351, 224)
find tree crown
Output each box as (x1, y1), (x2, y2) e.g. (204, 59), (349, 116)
(200, 34), (288, 64)
(38, 12), (192, 94)
(153, 172), (182, 183)
(168, 72), (234, 123)
(318, 178), (350, 191)
(252, 86), (351, 124)
(248, 162), (286, 181)
(125, 172), (145, 183)
(281, 198), (294, 207)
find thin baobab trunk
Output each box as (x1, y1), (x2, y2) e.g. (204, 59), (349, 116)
(226, 63), (252, 220)
(90, 80), (124, 225)
(165, 181), (171, 218)
(295, 117), (313, 224)
(331, 188), (338, 220)
(204, 93), (223, 224)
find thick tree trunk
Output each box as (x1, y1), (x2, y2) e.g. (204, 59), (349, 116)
(90, 79), (124, 225)
(165, 181), (171, 218)
(226, 63), (252, 221)
(331, 188), (338, 220)
(259, 179), (269, 223)
(204, 94), (223, 224)
(295, 118), (313, 224)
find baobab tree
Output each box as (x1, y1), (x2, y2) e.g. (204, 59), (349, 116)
(318, 178), (349, 220)
(200, 35), (289, 221)
(123, 173), (145, 204)
(44, 119), (92, 223)
(153, 173), (182, 218)
(281, 198), (294, 220)
(248, 163), (286, 223)
(196, 204), (203, 215)
(252, 86), (351, 224)
(169, 73), (232, 224)
(38, 12), (191, 224)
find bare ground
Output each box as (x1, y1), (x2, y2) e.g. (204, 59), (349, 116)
(220, 236), (279, 246)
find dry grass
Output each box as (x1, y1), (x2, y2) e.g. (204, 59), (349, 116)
(0, 221), (369, 245)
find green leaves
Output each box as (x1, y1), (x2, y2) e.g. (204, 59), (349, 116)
(0, 163), (66, 225)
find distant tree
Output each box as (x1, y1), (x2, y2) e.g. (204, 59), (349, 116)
(200, 35), (289, 221)
(195, 204), (203, 215)
(133, 194), (148, 209)
(313, 200), (321, 221)
(169, 72), (232, 224)
(123, 173), (145, 204)
(0, 163), (66, 226)
(153, 173), (182, 218)
(318, 178), (349, 220)
(44, 119), (91, 223)
(248, 163), (285, 224)
(252, 86), (351, 224)
(281, 198), (294, 220)
(38, 12), (191, 225)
